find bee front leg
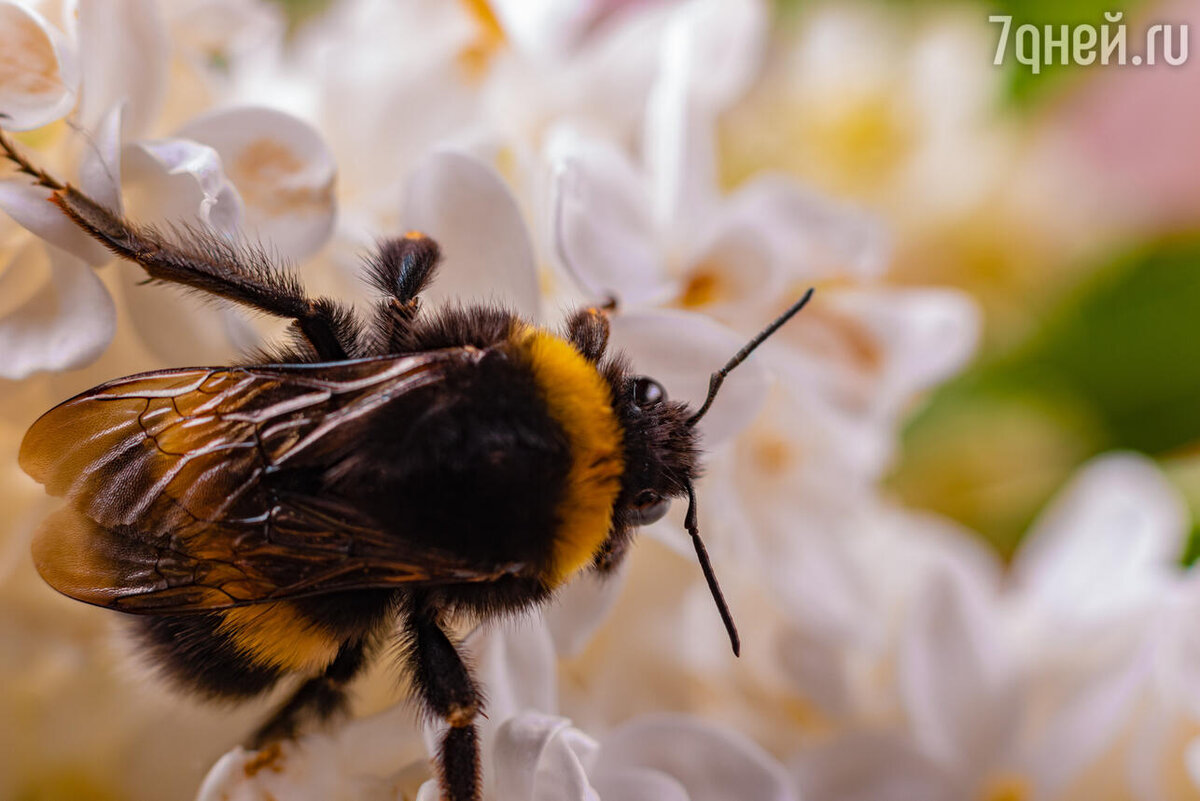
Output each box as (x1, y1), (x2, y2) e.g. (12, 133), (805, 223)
(403, 604), (482, 801)
(248, 638), (369, 748)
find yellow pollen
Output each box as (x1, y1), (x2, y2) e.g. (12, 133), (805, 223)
(403, 230), (426, 240)
(751, 436), (793, 474)
(978, 773), (1031, 801)
(679, 269), (726, 308)
(230, 138), (332, 216)
(11, 118), (65, 150)
(458, 0), (506, 79)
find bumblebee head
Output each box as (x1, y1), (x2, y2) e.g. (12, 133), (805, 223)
(612, 374), (699, 526)
(592, 289), (816, 658)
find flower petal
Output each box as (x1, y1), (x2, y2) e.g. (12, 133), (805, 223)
(1012, 453), (1188, 628)
(194, 741), (343, 801)
(719, 174), (889, 281)
(595, 714), (795, 801)
(592, 768), (690, 801)
(608, 310), (768, 446)
(830, 286), (980, 413)
(792, 732), (954, 801)
(1155, 577), (1200, 718)
(474, 616), (560, 727)
(767, 286), (979, 421)
(0, 180), (110, 265)
(403, 149), (541, 320)
(641, 0), (767, 238)
(0, 242), (114, 378)
(77, 103), (125, 213)
(897, 568), (1017, 778)
(0, 2), (79, 131)
(670, 0), (767, 111)
(77, 0), (168, 139)
(544, 565), (628, 658)
(123, 137), (244, 231)
(643, 13), (716, 240)
(546, 125), (671, 306)
(675, 219), (777, 317)
(492, 713), (599, 801)
(177, 106), (337, 261)
(118, 138), (252, 364)
(1187, 737), (1200, 791)
(489, 0), (597, 60)
(1021, 652), (1147, 795)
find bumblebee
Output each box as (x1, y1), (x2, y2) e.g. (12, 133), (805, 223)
(1, 129), (813, 801)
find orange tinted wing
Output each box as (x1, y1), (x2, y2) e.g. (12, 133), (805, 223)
(22, 355), (529, 613)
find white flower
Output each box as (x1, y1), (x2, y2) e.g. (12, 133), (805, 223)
(1009, 454), (1189, 667)
(0, 0), (343, 373)
(118, 105), (340, 364)
(548, 14), (977, 430)
(1008, 454), (1200, 801)
(0, 1), (79, 132)
(782, 454), (1196, 801)
(482, 0), (768, 151)
(401, 149), (541, 319)
(792, 562), (1134, 801)
(0, 1), (111, 378)
(449, 711), (797, 801)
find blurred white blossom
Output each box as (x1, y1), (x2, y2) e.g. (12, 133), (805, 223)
(1, 3), (1191, 801)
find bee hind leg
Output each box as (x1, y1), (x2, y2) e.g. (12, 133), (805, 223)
(0, 128), (359, 361)
(403, 606), (482, 801)
(247, 638), (369, 749)
(0, 126), (65, 190)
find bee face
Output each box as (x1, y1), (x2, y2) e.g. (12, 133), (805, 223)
(615, 374), (700, 527)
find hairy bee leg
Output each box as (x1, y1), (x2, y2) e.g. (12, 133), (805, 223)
(564, 305), (611, 363)
(368, 233), (441, 304)
(247, 638), (369, 749)
(53, 186), (359, 360)
(404, 609), (482, 801)
(367, 234), (441, 353)
(0, 127), (64, 190)
(0, 131), (358, 360)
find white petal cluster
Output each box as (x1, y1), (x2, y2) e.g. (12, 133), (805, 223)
(0, 2), (1195, 801)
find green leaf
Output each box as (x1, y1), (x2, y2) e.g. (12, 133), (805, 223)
(890, 234), (1200, 554)
(1021, 237), (1200, 454)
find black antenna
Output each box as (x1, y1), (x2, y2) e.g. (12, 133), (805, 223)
(685, 482), (740, 657)
(686, 288), (815, 427)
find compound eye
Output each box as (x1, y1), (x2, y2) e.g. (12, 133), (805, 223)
(633, 377), (666, 408)
(629, 491), (671, 526)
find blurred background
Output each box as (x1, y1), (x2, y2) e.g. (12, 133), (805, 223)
(743, 0), (1200, 562)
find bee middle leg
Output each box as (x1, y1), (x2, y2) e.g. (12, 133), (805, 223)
(367, 233), (441, 305)
(403, 605), (483, 801)
(564, 305), (611, 363)
(248, 638), (369, 749)
(366, 233), (442, 353)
